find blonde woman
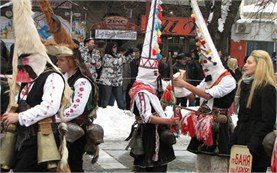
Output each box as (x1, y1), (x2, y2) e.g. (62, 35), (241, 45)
(231, 50), (277, 172)
(227, 57), (242, 82)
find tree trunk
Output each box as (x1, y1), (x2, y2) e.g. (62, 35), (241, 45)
(205, 1), (242, 53)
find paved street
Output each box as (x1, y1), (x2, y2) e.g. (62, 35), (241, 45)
(83, 136), (196, 172)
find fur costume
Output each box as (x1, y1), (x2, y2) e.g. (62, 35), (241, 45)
(38, 0), (77, 49)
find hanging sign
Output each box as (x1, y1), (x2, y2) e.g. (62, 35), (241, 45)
(229, 145), (253, 173)
(95, 29), (137, 40)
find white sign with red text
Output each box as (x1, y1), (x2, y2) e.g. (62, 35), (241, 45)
(229, 145), (253, 173)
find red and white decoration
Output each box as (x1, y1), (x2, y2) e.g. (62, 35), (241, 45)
(136, 0), (163, 90)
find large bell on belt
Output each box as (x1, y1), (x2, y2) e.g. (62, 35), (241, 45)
(0, 124), (17, 170)
(37, 118), (60, 169)
(65, 122), (85, 143)
(86, 124), (104, 145)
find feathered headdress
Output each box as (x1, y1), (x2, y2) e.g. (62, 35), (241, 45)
(135, 0), (163, 90)
(191, 0), (226, 87)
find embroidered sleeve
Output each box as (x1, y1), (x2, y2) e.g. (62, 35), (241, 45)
(63, 78), (92, 122)
(18, 73), (64, 127)
(205, 76), (236, 98)
(134, 92), (152, 123)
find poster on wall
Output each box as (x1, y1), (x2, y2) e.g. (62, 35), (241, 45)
(229, 145), (253, 173)
(33, 12), (72, 40)
(0, 16), (13, 39)
(72, 20), (86, 42)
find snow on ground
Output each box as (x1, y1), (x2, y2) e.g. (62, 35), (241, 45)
(94, 106), (135, 140)
(94, 104), (239, 141)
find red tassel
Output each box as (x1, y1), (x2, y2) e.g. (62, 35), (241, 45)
(187, 115), (196, 137)
(181, 112), (196, 137)
(164, 90), (171, 101)
(195, 114), (214, 146)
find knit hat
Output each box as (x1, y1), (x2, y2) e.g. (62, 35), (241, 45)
(12, 0), (59, 83)
(191, 0), (226, 87)
(135, 0), (163, 90)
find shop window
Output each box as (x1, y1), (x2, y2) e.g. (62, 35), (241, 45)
(246, 41), (274, 56)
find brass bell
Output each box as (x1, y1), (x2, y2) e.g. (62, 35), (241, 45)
(37, 118), (60, 169)
(0, 124), (17, 170)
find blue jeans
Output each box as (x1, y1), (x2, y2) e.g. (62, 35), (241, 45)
(100, 85), (125, 110)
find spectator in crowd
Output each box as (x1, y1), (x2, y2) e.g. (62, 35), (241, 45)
(186, 53), (204, 86)
(185, 52), (204, 106)
(119, 47), (131, 109)
(227, 57), (242, 82)
(79, 37), (102, 81)
(218, 51), (228, 69)
(1, 40), (12, 74)
(98, 42), (134, 110)
(244, 55), (249, 64)
(95, 40), (107, 80)
(158, 55), (170, 80)
(125, 47), (141, 110)
(173, 53), (189, 107)
(94, 40), (107, 105)
(231, 50), (277, 172)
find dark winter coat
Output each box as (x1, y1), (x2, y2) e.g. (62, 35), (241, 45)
(129, 58), (140, 84)
(186, 60), (204, 86)
(231, 82), (276, 169)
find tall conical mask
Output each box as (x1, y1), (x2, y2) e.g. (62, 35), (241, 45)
(191, 0), (226, 87)
(135, 0), (163, 90)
